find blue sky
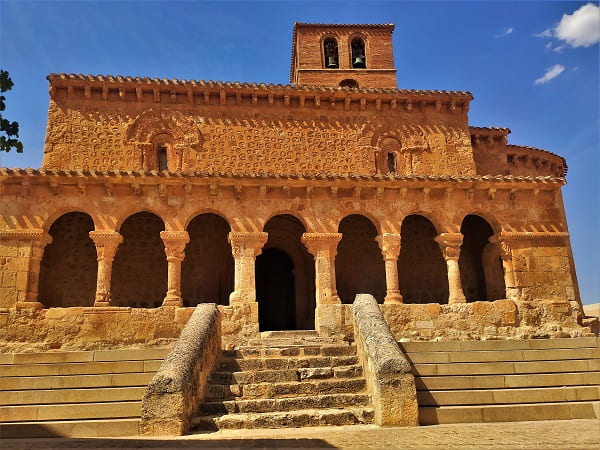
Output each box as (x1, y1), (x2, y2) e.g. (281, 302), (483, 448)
(1, 1), (598, 304)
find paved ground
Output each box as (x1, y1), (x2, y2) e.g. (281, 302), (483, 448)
(3, 419), (599, 449)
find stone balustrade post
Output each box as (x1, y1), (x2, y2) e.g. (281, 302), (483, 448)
(160, 231), (190, 307)
(301, 233), (342, 305)
(435, 233), (467, 304)
(375, 233), (403, 304)
(227, 232), (268, 304)
(489, 233), (518, 300)
(89, 231), (123, 307)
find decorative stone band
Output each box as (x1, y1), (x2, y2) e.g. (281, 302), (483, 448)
(0, 229), (52, 245)
(500, 231), (570, 241)
(351, 294), (418, 426)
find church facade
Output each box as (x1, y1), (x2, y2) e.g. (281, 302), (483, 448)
(0, 23), (591, 351)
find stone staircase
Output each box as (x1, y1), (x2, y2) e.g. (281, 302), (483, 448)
(0, 347), (171, 437)
(399, 337), (600, 425)
(193, 331), (374, 430)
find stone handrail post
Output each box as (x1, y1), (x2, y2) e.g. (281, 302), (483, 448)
(89, 231), (123, 307)
(435, 233), (467, 304)
(228, 232), (268, 304)
(352, 294), (419, 426)
(141, 303), (221, 435)
(161, 231), (190, 307)
(376, 233), (403, 304)
(301, 233), (342, 305)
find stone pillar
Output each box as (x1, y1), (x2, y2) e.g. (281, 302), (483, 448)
(489, 233), (518, 300)
(376, 233), (403, 304)
(301, 233), (342, 305)
(16, 231), (53, 310)
(227, 232), (268, 304)
(160, 231), (190, 307)
(435, 233), (467, 304)
(89, 231), (123, 307)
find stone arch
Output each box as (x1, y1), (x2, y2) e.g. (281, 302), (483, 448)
(111, 212), (166, 308)
(459, 215), (506, 302)
(115, 208), (167, 232)
(398, 214), (449, 303)
(336, 211), (382, 235)
(322, 36), (339, 69)
(183, 209), (232, 231)
(182, 213), (234, 307)
(456, 209), (503, 236)
(257, 214), (315, 330)
(43, 206), (98, 234)
(39, 212), (97, 307)
(400, 210), (444, 235)
(336, 214), (386, 303)
(262, 211), (310, 234)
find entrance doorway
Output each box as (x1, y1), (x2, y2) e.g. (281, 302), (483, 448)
(256, 248), (296, 331)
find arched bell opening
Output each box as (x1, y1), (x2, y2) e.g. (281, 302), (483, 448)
(257, 214), (315, 331)
(182, 213), (234, 307)
(111, 212), (166, 308)
(39, 212), (97, 307)
(459, 215), (506, 302)
(323, 37), (339, 69)
(336, 214), (386, 304)
(398, 215), (449, 303)
(351, 38), (366, 68)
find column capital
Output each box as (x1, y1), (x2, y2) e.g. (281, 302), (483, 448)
(160, 231), (190, 261)
(435, 232), (463, 260)
(301, 233), (342, 256)
(228, 232), (268, 258)
(489, 233), (512, 261)
(90, 230), (123, 259)
(376, 233), (401, 260)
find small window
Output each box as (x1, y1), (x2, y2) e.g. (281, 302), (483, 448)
(323, 38), (339, 69)
(387, 152), (396, 173)
(339, 79), (359, 88)
(351, 38), (366, 68)
(158, 146), (168, 171)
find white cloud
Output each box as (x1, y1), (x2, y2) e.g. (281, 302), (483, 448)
(535, 28), (553, 38)
(572, 66), (579, 72)
(534, 64), (565, 85)
(553, 44), (565, 53)
(504, 27), (513, 36)
(555, 3), (600, 47)
(545, 42), (553, 49)
(494, 27), (513, 38)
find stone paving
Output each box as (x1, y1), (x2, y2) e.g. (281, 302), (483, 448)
(3, 419), (599, 449)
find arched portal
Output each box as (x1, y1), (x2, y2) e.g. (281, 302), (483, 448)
(256, 215), (315, 331)
(336, 215), (386, 303)
(39, 212), (97, 307)
(111, 212), (166, 307)
(459, 215), (506, 301)
(182, 213), (234, 306)
(398, 215), (449, 303)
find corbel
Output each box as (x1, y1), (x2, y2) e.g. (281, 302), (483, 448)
(119, 88), (126, 100)
(284, 95), (290, 107)
(268, 94), (274, 106)
(533, 188), (540, 202)
(259, 185), (267, 199)
(252, 93), (258, 105)
(209, 184), (218, 197)
(444, 187), (453, 201)
(487, 188), (496, 201)
(466, 188), (475, 200)
(136, 87), (143, 102)
(153, 88), (160, 103)
(390, 99), (397, 110)
(330, 185), (338, 199)
(376, 187), (384, 202)
(102, 86), (109, 101)
(77, 180), (87, 196)
(449, 101), (457, 113)
(49, 85), (56, 99)
(235, 92), (241, 105)
(418, 100), (425, 112)
(487, 135), (494, 148)
(187, 88), (194, 104)
(360, 98), (367, 111)
(49, 180), (59, 196)
(422, 187), (430, 201)
(405, 101), (413, 113)
(184, 183), (192, 198)
(329, 97), (335, 110)
(84, 86), (92, 100)
(400, 187), (408, 199)
(314, 95), (320, 109)
(306, 185), (314, 199)
(353, 187), (361, 199)
(21, 179), (30, 196)
(104, 181), (113, 197)
(375, 98), (381, 111)
(204, 91), (210, 105)
(234, 185), (242, 200)
(299, 95), (305, 108)
(435, 100), (442, 112)
(344, 97), (351, 111)
(509, 188), (518, 202)
(283, 185), (291, 198)
(67, 85), (74, 98)
(131, 181), (141, 197)
(220, 90), (227, 105)
(158, 183), (167, 200)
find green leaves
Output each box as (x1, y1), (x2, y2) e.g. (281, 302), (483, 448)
(0, 70), (23, 153)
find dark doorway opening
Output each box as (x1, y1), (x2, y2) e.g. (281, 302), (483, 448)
(256, 248), (296, 331)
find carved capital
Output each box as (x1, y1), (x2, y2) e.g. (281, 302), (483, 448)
(160, 231), (190, 261)
(89, 231), (123, 260)
(228, 232), (268, 258)
(489, 233), (512, 261)
(435, 233), (463, 260)
(376, 233), (401, 260)
(301, 233), (342, 257)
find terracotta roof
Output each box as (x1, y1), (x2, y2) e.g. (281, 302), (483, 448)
(0, 167), (565, 184)
(47, 73), (473, 99)
(469, 126), (511, 135)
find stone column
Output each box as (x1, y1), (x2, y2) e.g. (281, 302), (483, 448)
(227, 232), (268, 304)
(375, 233), (403, 304)
(160, 231), (190, 307)
(14, 231), (53, 310)
(301, 233), (342, 305)
(89, 231), (123, 307)
(489, 233), (518, 300)
(435, 233), (467, 304)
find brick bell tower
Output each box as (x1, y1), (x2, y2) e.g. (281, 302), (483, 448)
(290, 23), (397, 89)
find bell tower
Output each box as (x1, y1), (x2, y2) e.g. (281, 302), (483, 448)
(290, 23), (397, 89)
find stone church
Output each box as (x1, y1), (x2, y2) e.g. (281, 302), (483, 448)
(0, 24), (597, 436)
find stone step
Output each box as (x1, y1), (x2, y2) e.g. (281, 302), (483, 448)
(217, 355), (358, 372)
(0, 401), (141, 422)
(406, 347), (600, 364)
(416, 371), (600, 390)
(0, 347), (171, 365)
(0, 386), (147, 406)
(209, 364), (362, 385)
(418, 386), (600, 406)
(412, 359), (599, 376)
(419, 401), (600, 425)
(0, 359), (163, 377)
(201, 393), (371, 414)
(193, 407), (375, 430)
(399, 337), (600, 353)
(0, 372), (156, 391)
(224, 344), (356, 359)
(206, 377), (367, 401)
(0, 418), (141, 438)
(260, 330), (318, 339)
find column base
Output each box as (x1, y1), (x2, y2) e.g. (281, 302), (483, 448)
(162, 297), (183, 307)
(448, 295), (467, 304)
(93, 300), (111, 307)
(384, 291), (403, 304)
(229, 291), (256, 304)
(16, 301), (44, 310)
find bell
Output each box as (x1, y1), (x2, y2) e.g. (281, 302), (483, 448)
(353, 56), (365, 68)
(327, 56), (338, 68)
